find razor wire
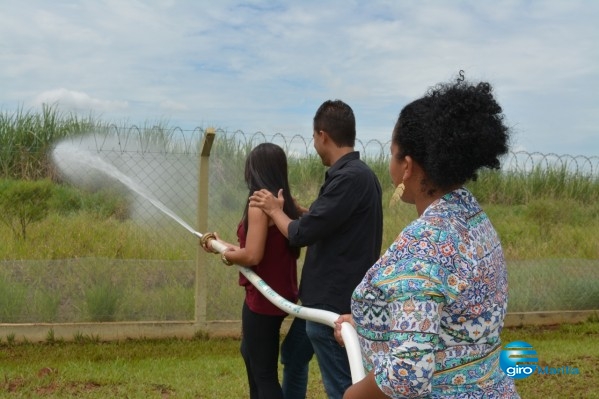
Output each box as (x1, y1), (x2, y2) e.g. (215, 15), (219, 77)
(57, 126), (599, 175)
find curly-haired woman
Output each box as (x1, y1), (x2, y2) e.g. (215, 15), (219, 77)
(335, 77), (520, 398)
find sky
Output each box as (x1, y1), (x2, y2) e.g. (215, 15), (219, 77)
(1, 0), (598, 156)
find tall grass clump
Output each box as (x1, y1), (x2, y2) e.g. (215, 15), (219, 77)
(469, 167), (599, 205)
(85, 277), (123, 322)
(0, 105), (103, 180)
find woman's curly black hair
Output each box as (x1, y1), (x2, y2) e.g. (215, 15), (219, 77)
(392, 76), (510, 192)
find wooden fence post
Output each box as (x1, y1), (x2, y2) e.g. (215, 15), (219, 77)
(195, 128), (215, 330)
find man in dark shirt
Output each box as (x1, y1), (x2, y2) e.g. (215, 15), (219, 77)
(249, 99), (383, 399)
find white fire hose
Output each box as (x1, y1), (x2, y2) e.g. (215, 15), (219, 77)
(197, 231), (366, 383)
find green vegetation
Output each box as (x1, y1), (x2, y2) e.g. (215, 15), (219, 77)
(0, 179), (53, 240)
(0, 105), (99, 180)
(1, 320), (597, 398)
(0, 108), (598, 322)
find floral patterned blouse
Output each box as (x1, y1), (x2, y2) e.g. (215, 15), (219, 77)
(351, 188), (519, 398)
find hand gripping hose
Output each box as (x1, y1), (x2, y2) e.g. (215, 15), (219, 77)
(197, 231), (366, 383)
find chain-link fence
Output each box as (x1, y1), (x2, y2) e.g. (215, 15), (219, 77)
(1, 127), (598, 326)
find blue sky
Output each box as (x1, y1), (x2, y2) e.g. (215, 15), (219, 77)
(1, 0), (598, 156)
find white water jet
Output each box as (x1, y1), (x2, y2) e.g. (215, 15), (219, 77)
(51, 139), (197, 236)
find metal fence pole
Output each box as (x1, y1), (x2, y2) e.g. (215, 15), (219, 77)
(195, 128), (215, 329)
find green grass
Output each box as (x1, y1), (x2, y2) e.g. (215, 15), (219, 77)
(1, 320), (597, 398)
(0, 258), (196, 323)
(503, 320), (599, 398)
(507, 259), (599, 312)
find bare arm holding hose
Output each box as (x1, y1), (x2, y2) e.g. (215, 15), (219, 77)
(200, 206), (269, 266)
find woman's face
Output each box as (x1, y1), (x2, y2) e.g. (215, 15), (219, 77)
(389, 142), (404, 187)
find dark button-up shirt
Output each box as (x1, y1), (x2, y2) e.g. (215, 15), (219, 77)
(288, 151), (383, 314)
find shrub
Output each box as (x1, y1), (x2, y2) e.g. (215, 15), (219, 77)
(0, 179), (53, 240)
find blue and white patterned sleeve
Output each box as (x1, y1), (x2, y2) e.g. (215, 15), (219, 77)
(352, 225), (468, 398)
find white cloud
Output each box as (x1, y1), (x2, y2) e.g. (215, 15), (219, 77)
(32, 89), (128, 112)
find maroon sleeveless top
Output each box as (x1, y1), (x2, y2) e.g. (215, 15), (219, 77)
(237, 222), (299, 316)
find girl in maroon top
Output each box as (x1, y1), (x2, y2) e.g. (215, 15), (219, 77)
(204, 143), (301, 399)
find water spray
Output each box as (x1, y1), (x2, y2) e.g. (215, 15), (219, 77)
(51, 140), (366, 383)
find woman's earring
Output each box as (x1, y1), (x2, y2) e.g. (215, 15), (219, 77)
(389, 183), (405, 206)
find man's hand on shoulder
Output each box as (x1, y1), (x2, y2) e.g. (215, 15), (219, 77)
(249, 189), (284, 216)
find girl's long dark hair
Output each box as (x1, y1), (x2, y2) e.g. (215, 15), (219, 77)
(242, 143), (300, 258)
